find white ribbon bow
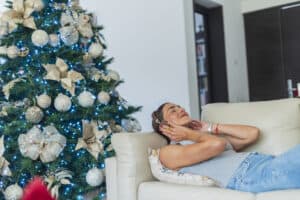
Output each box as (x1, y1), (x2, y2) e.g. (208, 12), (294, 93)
(0, 0), (43, 34)
(0, 136), (12, 176)
(60, 10), (93, 39)
(18, 125), (67, 163)
(75, 120), (107, 160)
(43, 57), (84, 96)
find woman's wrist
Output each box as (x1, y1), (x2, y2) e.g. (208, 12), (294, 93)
(212, 123), (220, 135)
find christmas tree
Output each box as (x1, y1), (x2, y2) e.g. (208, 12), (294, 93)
(0, 0), (142, 199)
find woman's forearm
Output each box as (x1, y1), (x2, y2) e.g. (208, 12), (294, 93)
(186, 129), (226, 143)
(212, 123), (259, 141)
(211, 123), (260, 151)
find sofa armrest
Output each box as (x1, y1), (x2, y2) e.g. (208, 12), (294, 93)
(111, 132), (167, 200)
(105, 157), (117, 200)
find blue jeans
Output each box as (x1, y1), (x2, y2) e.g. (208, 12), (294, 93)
(226, 144), (300, 193)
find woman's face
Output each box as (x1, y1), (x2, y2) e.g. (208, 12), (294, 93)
(162, 103), (192, 126)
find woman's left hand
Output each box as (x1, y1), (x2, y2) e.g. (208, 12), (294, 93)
(159, 121), (191, 142)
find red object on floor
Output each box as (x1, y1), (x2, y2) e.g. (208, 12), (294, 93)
(22, 177), (56, 200)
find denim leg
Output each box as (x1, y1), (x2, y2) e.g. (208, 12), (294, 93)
(227, 144), (300, 193)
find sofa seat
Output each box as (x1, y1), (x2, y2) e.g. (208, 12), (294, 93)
(138, 181), (255, 200)
(138, 181), (300, 200)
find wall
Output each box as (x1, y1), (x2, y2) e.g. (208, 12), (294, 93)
(0, 0), (194, 132)
(1, 0), (298, 131)
(242, 0), (300, 13)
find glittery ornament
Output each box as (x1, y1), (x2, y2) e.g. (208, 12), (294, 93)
(49, 34), (60, 47)
(36, 94), (52, 109)
(107, 69), (120, 81)
(25, 106), (44, 123)
(97, 91), (110, 104)
(54, 93), (72, 112)
(31, 30), (49, 47)
(86, 168), (104, 187)
(78, 91), (95, 107)
(7, 46), (19, 59)
(4, 184), (23, 200)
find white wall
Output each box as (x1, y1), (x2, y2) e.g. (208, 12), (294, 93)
(0, 0), (194, 132)
(82, 0), (196, 131)
(242, 0), (300, 13)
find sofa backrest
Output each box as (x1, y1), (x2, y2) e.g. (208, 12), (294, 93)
(201, 98), (300, 155)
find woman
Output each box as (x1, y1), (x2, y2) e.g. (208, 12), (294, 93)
(151, 102), (300, 193)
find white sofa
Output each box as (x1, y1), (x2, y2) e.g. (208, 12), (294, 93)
(104, 98), (300, 200)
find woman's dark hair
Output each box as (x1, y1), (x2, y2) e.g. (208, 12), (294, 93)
(151, 102), (171, 144)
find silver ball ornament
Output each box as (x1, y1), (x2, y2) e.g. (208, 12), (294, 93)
(97, 91), (110, 104)
(107, 69), (120, 81)
(25, 106), (44, 123)
(78, 91), (95, 107)
(36, 94), (52, 109)
(4, 184), (23, 200)
(54, 93), (72, 112)
(49, 34), (60, 47)
(7, 46), (19, 59)
(31, 30), (49, 47)
(86, 168), (104, 187)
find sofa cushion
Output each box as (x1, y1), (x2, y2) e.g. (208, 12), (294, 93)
(138, 181), (256, 200)
(201, 98), (300, 155)
(147, 147), (219, 186)
(256, 189), (300, 200)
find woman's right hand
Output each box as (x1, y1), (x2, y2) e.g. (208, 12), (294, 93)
(159, 121), (191, 142)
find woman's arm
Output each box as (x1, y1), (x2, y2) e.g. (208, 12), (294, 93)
(159, 128), (227, 170)
(212, 123), (260, 151)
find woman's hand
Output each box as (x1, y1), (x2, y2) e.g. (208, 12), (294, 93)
(188, 120), (211, 132)
(159, 121), (191, 142)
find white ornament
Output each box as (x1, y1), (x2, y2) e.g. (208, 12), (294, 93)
(86, 168), (104, 187)
(97, 91), (110, 104)
(107, 69), (120, 81)
(59, 26), (79, 46)
(7, 46), (19, 59)
(32, 30), (49, 47)
(36, 94), (52, 109)
(25, 106), (44, 123)
(0, 46), (7, 55)
(4, 184), (23, 200)
(49, 34), (60, 47)
(54, 93), (72, 112)
(88, 43), (103, 58)
(78, 91), (95, 107)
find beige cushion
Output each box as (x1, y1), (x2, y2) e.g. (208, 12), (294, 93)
(138, 181), (256, 200)
(201, 98), (300, 155)
(147, 147), (219, 186)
